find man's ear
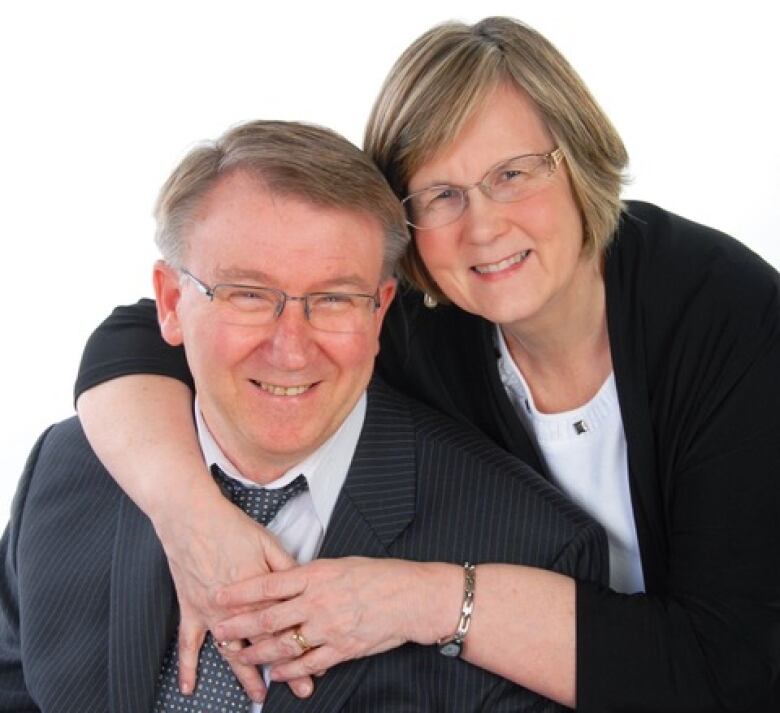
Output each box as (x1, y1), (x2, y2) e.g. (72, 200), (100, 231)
(373, 276), (398, 338)
(153, 260), (184, 346)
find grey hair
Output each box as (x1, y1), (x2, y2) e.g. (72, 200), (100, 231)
(155, 120), (409, 279)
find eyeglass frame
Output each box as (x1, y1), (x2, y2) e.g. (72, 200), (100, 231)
(178, 268), (383, 333)
(401, 148), (565, 230)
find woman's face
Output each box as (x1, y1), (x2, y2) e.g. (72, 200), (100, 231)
(407, 84), (591, 331)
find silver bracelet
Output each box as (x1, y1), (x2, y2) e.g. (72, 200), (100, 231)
(437, 562), (476, 658)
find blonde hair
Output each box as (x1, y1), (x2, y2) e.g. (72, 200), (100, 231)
(155, 120), (409, 279)
(364, 16), (628, 298)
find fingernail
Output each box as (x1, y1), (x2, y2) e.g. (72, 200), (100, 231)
(180, 683), (192, 695)
(250, 689), (265, 703)
(299, 681), (313, 697)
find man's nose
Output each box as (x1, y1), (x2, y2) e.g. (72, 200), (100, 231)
(266, 299), (316, 369)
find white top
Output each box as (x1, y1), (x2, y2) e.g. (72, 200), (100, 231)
(496, 327), (645, 594)
(195, 393), (366, 711)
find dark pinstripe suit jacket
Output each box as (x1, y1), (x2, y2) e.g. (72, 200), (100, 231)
(0, 378), (607, 712)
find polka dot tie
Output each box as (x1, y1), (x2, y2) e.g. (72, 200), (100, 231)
(153, 465), (309, 712)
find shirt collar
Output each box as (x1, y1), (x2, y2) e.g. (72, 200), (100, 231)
(194, 393), (366, 532)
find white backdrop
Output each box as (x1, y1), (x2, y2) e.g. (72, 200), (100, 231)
(1, 0), (778, 519)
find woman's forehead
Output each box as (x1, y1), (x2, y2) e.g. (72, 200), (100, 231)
(408, 84), (553, 190)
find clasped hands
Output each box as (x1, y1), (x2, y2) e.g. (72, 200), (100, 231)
(157, 497), (444, 704)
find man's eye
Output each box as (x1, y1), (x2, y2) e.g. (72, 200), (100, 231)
(312, 294), (358, 311)
(226, 288), (275, 309)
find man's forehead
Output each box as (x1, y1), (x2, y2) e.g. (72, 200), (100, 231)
(185, 174), (386, 289)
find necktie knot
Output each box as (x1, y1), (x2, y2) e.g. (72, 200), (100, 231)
(211, 464), (309, 526)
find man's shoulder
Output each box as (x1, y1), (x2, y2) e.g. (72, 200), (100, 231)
(16, 416), (121, 520)
(27, 415), (104, 477)
(365, 378), (606, 574)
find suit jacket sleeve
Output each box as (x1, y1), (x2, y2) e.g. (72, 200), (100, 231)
(74, 298), (193, 404)
(0, 431), (51, 712)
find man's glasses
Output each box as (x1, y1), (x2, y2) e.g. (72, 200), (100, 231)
(180, 269), (381, 334)
(402, 148), (564, 230)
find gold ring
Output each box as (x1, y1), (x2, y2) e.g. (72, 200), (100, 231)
(291, 628), (313, 653)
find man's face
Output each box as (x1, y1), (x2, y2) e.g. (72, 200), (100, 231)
(155, 170), (396, 483)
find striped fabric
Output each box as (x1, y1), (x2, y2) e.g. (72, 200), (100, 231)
(0, 377), (606, 712)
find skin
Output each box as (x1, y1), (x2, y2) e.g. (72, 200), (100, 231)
(408, 83), (610, 412)
(155, 170), (396, 484)
(77, 86), (610, 706)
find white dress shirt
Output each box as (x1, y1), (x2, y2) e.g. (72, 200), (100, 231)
(194, 392), (366, 711)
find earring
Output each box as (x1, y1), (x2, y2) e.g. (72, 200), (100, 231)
(423, 293), (438, 309)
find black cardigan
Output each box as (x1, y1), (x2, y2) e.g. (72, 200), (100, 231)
(75, 202), (780, 712)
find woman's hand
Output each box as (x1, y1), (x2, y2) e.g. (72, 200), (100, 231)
(212, 558), (463, 681)
(153, 483), (315, 701)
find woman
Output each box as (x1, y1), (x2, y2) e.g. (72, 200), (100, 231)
(76, 17), (780, 711)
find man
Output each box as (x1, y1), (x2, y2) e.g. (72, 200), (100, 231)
(0, 120), (606, 712)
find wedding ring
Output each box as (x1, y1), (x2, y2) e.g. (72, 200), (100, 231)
(291, 628), (313, 653)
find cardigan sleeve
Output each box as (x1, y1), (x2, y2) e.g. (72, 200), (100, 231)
(74, 299), (194, 403)
(576, 205), (780, 712)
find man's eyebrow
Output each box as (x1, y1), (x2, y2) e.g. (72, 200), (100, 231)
(214, 267), (273, 283)
(214, 268), (375, 292)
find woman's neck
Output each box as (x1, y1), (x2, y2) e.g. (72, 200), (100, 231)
(500, 252), (612, 414)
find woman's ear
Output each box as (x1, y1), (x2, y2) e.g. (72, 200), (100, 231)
(153, 260), (184, 346)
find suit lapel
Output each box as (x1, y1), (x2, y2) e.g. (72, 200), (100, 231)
(265, 379), (418, 712)
(108, 493), (176, 713)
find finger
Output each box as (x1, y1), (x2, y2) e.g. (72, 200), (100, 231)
(215, 599), (305, 641)
(262, 537), (298, 572)
(270, 646), (338, 682)
(215, 568), (307, 608)
(237, 628), (309, 665)
(287, 675), (315, 699)
(177, 619), (206, 695)
(215, 639), (268, 704)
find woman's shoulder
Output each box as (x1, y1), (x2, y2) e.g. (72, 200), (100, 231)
(612, 200), (778, 295)
(608, 201), (778, 327)
(607, 201), (780, 408)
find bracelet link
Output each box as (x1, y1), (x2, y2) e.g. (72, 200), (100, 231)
(437, 562), (476, 658)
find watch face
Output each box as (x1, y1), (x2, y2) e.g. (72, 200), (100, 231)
(439, 641), (462, 658)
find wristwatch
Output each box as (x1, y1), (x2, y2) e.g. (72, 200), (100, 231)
(437, 563), (476, 658)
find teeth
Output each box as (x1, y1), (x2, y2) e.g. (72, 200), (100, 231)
(474, 250), (530, 274)
(253, 381), (311, 396)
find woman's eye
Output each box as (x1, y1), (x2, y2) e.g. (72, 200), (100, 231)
(426, 187), (460, 208)
(498, 169), (526, 183)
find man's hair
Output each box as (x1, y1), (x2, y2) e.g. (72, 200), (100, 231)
(155, 120), (409, 278)
(364, 16), (628, 299)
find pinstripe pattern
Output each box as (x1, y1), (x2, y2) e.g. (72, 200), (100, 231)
(0, 378), (606, 712)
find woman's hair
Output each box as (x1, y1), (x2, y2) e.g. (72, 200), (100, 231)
(364, 16), (628, 298)
(155, 120), (409, 279)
